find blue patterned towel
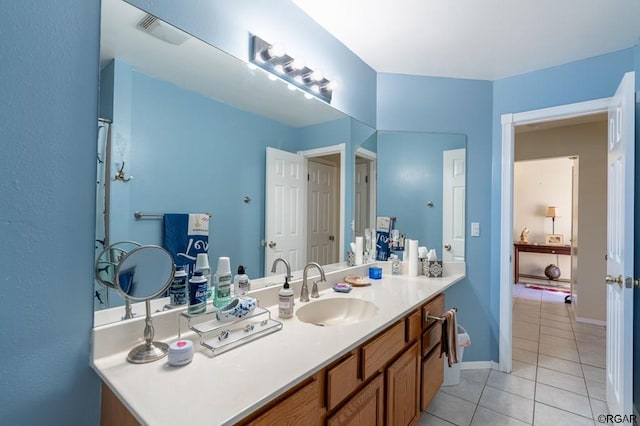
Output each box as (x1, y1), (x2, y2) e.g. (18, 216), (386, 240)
(163, 213), (209, 275)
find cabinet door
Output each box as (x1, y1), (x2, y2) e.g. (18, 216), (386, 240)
(421, 346), (444, 411)
(386, 342), (420, 426)
(249, 376), (322, 426)
(327, 374), (384, 426)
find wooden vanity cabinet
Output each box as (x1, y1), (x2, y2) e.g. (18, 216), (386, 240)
(241, 374), (324, 426)
(327, 374), (384, 426)
(420, 293), (445, 411)
(386, 342), (420, 425)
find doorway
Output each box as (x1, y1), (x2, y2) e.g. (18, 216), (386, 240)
(307, 155), (340, 265)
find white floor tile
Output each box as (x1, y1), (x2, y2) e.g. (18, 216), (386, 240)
(539, 318), (573, 330)
(511, 360), (537, 381)
(539, 333), (575, 346)
(572, 323), (606, 337)
(440, 376), (486, 405)
(513, 347), (538, 365)
(418, 412), (456, 426)
(589, 398), (609, 419)
(470, 406), (530, 426)
(573, 332), (605, 345)
(534, 383), (592, 418)
(585, 379), (606, 401)
(542, 312), (571, 323)
(486, 370), (535, 399)
(536, 367), (587, 396)
(426, 391), (477, 426)
(579, 350), (606, 369)
(581, 365), (605, 384)
(538, 342), (580, 362)
(533, 402), (595, 426)
(478, 386), (534, 424)
(513, 337), (539, 352)
(539, 325), (574, 340)
(537, 354), (583, 378)
(460, 369), (491, 385)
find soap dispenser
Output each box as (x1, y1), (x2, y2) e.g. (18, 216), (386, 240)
(278, 277), (294, 318)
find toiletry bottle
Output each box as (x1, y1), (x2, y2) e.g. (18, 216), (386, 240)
(278, 277), (294, 318)
(234, 265), (250, 296)
(170, 265), (188, 306)
(391, 255), (401, 275)
(213, 257), (233, 308)
(188, 270), (208, 314)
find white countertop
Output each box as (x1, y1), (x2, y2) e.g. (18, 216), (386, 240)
(92, 263), (464, 425)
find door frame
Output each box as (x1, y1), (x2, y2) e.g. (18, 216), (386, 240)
(499, 97), (611, 373)
(299, 143), (346, 263)
(355, 147), (377, 238)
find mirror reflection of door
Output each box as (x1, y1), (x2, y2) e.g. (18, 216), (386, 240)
(354, 159), (370, 237)
(264, 147), (306, 275)
(442, 148), (466, 262)
(307, 156), (339, 265)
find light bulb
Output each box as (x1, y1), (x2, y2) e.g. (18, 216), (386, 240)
(287, 84), (296, 91)
(268, 73), (277, 81)
(304, 93), (313, 100)
(311, 70), (324, 82)
(274, 64), (285, 74)
(310, 85), (320, 93)
(327, 80), (338, 91)
(294, 76), (303, 85)
(268, 44), (286, 58)
(247, 63), (257, 70)
(290, 58), (305, 70)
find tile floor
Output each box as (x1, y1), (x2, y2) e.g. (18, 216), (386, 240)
(419, 284), (608, 425)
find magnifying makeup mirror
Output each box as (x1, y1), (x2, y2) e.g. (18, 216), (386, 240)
(115, 245), (175, 363)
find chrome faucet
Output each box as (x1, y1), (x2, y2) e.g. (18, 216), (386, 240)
(301, 262), (326, 302)
(270, 257), (292, 282)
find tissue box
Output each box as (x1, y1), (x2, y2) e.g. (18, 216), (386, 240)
(422, 260), (443, 277)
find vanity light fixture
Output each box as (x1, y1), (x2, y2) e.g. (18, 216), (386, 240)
(250, 35), (334, 103)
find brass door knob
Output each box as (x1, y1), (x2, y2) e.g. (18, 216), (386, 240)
(444, 244), (452, 251)
(605, 275), (622, 285)
(268, 241), (277, 248)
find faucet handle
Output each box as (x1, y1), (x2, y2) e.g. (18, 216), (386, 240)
(311, 280), (320, 298)
(300, 282), (310, 302)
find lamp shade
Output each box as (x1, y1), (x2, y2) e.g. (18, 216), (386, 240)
(545, 206), (558, 218)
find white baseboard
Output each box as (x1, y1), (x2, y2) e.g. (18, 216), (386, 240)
(461, 361), (496, 370)
(575, 316), (606, 326)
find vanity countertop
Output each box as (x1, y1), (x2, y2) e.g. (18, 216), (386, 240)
(91, 265), (465, 425)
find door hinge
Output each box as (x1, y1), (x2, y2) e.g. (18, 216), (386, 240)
(307, 173), (310, 181)
(365, 176), (369, 184)
(625, 276), (633, 289)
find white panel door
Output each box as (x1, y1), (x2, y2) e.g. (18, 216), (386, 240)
(605, 72), (634, 417)
(354, 161), (370, 237)
(307, 159), (338, 265)
(265, 147), (306, 275)
(443, 149), (466, 262)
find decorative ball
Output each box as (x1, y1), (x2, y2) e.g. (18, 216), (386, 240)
(544, 264), (561, 280)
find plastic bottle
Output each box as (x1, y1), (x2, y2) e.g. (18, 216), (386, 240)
(234, 265), (250, 296)
(170, 265), (188, 306)
(188, 270), (208, 314)
(278, 277), (294, 318)
(213, 257), (233, 308)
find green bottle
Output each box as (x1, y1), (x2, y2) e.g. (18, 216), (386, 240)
(213, 256), (233, 308)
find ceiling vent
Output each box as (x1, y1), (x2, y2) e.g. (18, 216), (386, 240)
(136, 13), (189, 46)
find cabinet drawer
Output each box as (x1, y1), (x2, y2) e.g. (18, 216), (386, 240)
(422, 294), (445, 330)
(421, 346), (444, 411)
(327, 352), (361, 410)
(405, 309), (422, 343)
(362, 321), (405, 380)
(421, 322), (442, 358)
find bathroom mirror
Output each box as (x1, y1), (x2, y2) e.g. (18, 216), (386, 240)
(377, 131), (466, 261)
(115, 245), (175, 363)
(97, 0), (360, 307)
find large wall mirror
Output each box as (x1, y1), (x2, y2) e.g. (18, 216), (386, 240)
(95, 0), (376, 318)
(94, 0), (464, 322)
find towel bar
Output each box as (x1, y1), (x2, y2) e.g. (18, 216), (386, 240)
(425, 306), (457, 323)
(134, 211), (212, 219)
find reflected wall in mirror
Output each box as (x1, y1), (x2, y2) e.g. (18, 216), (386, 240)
(96, 0), (375, 318)
(377, 131), (466, 261)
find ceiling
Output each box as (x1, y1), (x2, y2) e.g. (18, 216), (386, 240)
(292, 0), (640, 80)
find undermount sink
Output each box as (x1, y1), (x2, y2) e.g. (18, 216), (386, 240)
(296, 298), (378, 326)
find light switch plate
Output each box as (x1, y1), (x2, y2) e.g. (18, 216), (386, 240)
(471, 222), (480, 237)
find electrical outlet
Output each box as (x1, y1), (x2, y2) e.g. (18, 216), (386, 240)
(471, 222), (480, 237)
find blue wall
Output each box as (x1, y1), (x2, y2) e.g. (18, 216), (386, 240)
(377, 74), (494, 362)
(0, 0), (101, 424)
(377, 131), (466, 251)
